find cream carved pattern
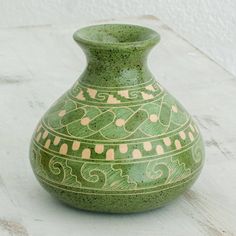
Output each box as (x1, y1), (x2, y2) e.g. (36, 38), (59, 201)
(31, 79), (204, 194)
(31, 136), (203, 192)
(33, 119), (199, 161)
(69, 79), (164, 106)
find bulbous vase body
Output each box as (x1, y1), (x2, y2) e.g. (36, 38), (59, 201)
(29, 24), (204, 213)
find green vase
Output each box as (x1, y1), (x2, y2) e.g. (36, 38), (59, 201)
(29, 24), (205, 213)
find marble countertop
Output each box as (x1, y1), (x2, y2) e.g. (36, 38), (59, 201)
(0, 16), (235, 236)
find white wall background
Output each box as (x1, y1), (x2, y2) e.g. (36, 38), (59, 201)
(1, 0), (235, 76)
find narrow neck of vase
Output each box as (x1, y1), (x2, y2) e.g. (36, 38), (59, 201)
(73, 24), (160, 87)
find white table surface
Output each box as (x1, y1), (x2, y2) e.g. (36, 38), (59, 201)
(0, 16), (235, 236)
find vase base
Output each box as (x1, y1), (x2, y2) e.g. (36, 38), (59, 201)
(37, 172), (200, 213)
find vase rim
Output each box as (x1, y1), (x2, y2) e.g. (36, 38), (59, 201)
(73, 24), (160, 49)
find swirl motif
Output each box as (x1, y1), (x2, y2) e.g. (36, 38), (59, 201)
(192, 142), (203, 163)
(49, 157), (64, 178)
(79, 163), (137, 190)
(36, 152), (65, 182)
(128, 90), (140, 99)
(95, 92), (110, 101)
(145, 155), (192, 186)
(146, 161), (169, 184)
(31, 149), (81, 187)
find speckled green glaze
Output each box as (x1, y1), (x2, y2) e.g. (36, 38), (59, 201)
(29, 24), (205, 213)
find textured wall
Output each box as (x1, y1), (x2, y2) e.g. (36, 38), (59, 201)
(156, 1), (236, 77)
(1, 0), (235, 76)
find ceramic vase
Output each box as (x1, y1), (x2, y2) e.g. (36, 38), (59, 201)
(29, 24), (204, 213)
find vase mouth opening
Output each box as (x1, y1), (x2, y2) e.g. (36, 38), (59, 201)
(73, 24), (160, 49)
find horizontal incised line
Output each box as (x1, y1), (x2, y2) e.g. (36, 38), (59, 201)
(78, 78), (155, 90)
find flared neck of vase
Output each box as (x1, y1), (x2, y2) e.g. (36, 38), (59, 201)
(73, 24), (160, 87)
